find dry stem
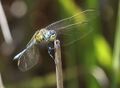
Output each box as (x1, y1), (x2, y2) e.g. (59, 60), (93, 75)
(54, 40), (63, 88)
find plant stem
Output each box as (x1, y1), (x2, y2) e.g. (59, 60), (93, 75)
(0, 1), (13, 44)
(0, 74), (4, 88)
(54, 40), (63, 88)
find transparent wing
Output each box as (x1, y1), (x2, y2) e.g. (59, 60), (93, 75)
(17, 42), (40, 72)
(57, 20), (94, 47)
(46, 9), (96, 46)
(14, 31), (41, 72)
(45, 9), (96, 32)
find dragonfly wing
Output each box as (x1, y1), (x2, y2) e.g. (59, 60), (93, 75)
(14, 33), (41, 72)
(57, 21), (94, 47)
(45, 9), (96, 32)
(14, 49), (26, 60)
(17, 42), (40, 72)
(45, 9), (97, 47)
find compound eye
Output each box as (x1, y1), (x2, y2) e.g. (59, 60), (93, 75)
(50, 30), (56, 35)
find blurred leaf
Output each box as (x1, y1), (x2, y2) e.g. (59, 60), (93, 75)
(112, 1), (120, 87)
(94, 35), (112, 69)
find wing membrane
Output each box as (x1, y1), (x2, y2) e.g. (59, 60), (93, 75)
(58, 21), (94, 47)
(46, 9), (97, 46)
(17, 43), (40, 72)
(14, 38), (40, 72)
(46, 9), (96, 32)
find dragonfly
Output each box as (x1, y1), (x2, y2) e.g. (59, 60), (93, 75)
(14, 9), (96, 72)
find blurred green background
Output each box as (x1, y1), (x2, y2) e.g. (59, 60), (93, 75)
(0, 0), (120, 88)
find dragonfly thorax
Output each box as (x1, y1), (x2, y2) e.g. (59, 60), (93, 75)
(35, 28), (57, 42)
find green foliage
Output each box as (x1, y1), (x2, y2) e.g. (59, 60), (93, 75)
(112, 1), (120, 88)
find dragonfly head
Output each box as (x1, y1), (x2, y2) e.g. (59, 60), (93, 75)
(49, 30), (57, 41)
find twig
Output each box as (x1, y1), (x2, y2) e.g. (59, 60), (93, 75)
(0, 74), (4, 88)
(0, 1), (13, 44)
(54, 40), (63, 88)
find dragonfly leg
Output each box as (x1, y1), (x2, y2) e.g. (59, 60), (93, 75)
(48, 46), (55, 61)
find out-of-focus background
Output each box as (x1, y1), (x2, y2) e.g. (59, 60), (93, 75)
(0, 0), (119, 88)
